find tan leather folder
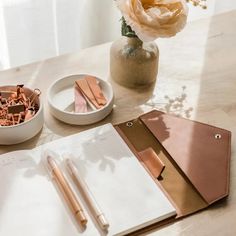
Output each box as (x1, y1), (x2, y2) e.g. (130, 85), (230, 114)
(115, 110), (231, 234)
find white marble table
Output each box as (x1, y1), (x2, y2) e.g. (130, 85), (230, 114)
(0, 10), (236, 236)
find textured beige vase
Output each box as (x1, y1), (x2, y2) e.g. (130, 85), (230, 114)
(110, 36), (159, 88)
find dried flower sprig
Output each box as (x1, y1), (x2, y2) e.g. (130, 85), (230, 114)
(186, 0), (207, 9)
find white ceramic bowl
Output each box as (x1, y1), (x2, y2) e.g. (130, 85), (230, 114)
(47, 75), (114, 125)
(0, 86), (44, 145)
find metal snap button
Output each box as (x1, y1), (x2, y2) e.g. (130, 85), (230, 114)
(126, 122), (133, 127)
(215, 134), (221, 139)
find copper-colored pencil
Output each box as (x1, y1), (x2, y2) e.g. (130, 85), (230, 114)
(47, 156), (87, 226)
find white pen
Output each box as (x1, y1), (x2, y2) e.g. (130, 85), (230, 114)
(66, 158), (109, 230)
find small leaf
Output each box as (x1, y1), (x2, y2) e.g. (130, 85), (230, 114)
(121, 17), (138, 38)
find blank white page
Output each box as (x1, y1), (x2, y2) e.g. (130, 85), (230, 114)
(0, 124), (176, 236)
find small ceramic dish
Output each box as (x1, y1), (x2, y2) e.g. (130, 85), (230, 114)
(0, 85), (44, 145)
(47, 74), (114, 125)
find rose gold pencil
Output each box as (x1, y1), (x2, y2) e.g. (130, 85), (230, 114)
(47, 156), (87, 226)
(66, 158), (109, 230)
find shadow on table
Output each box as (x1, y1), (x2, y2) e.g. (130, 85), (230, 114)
(146, 86), (194, 118)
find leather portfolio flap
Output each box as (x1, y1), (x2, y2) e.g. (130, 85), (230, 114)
(115, 117), (208, 217)
(140, 110), (231, 204)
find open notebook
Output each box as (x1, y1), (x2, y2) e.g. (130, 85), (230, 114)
(0, 124), (176, 236)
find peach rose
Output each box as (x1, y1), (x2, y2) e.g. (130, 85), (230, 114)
(116, 0), (188, 42)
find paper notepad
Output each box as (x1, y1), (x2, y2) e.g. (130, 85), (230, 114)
(0, 124), (176, 236)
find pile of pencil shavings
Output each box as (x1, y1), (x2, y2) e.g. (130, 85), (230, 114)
(74, 76), (107, 113)
(0, 85), (41, 126)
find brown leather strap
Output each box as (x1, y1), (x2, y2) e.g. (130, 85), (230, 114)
(138, 147), (165, 179)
